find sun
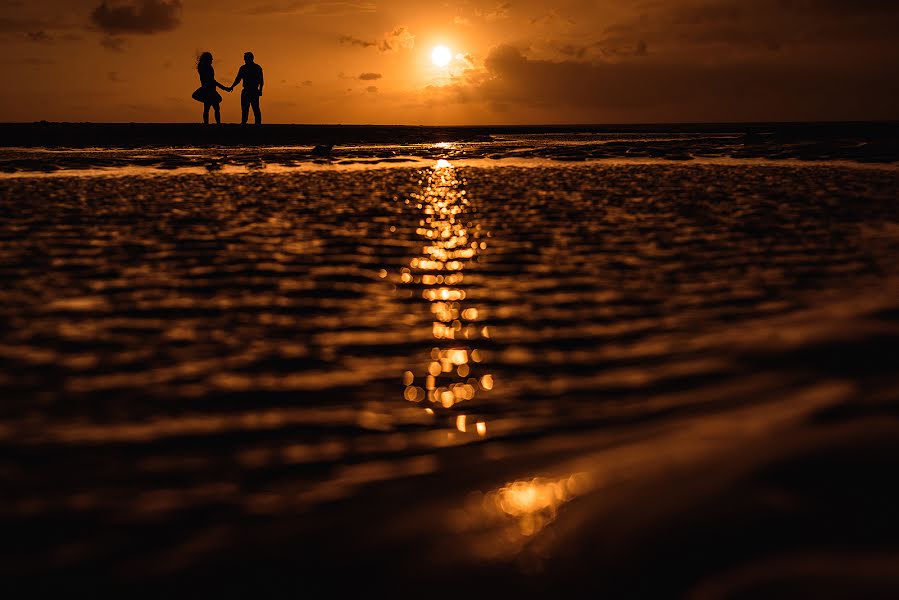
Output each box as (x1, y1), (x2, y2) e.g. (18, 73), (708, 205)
(431, 45), (452, 67)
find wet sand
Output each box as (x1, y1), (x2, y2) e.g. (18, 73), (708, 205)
(2, 141), (899, 596)
(2, 121), (898, 163)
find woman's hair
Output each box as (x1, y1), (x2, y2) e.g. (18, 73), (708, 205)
(197, 52), (213, 70)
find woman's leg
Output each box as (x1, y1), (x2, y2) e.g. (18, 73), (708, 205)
(214, 103), (221, 124)
(203, 103), (211, 125)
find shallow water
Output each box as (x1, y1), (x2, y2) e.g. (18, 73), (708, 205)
(2, 152), (899, 595)
(1, 127), (897, 177)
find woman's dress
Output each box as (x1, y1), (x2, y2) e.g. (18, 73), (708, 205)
(193, 65), (222, 105)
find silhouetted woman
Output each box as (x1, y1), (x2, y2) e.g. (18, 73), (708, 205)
(194, 52), (229, 124)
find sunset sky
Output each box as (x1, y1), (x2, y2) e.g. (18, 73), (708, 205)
(2, 0), (898, 124)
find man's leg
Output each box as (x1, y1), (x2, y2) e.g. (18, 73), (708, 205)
(214, 104), (221, 124)
(251, 98), (261, 125)
(240, 92), (250, 125)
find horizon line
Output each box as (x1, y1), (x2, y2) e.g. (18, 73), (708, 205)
(3, 120), (898, 128)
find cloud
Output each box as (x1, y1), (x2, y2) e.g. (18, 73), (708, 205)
(26, 30), (53, 43)
(601, 0), (899, 58)
(366, 85), (378, 93)
(474, 2), (511, 21)
(453, 52), (476, 70)
(339, 34), (375, 48)
(423, 44), (899, 122)
(550, 42), (588, 59)
(301, 80), (313, 86)
(100, 36), (126, 51)
(358, 72), (382, 80)
(90, 0), (182, 35)
(107, 71), (123, 83)
(530, 10), (575, 27)
(242, 1), (376, 16)
(339, 25), (415, 52)
(544, 37), (649, 62)
(378, 26), (414, 52)
(471, 45), (720, 111)
(599, 38), (650, 58)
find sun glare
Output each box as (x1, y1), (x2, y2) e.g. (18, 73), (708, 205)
(431, 45), (452, 67)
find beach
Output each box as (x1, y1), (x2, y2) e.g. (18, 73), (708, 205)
(2, 125), (899, 596)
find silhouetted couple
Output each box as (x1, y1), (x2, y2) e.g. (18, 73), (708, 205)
(194, 52), (264, 125)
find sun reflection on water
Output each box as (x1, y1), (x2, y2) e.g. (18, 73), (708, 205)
(448, 472), (594, 558)
(400, 159), (492, 436)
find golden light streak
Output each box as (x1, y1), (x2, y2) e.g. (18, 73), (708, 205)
(393, 158), (496, 436)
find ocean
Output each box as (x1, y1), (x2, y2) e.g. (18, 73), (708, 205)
(2, 123), (899, 596)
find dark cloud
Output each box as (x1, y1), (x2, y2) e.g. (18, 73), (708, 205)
(472, 45), (737, 111)
(549, 42), (587, 59)
(301, 80), (313, 86)
(242, 1), (375, 16)
(339, 34), (375, 48)
(358, 72), (381, 80)
(90, 0), (182, 35)
(604, 0), (899, 56)
(674, 0), (899, 25)
(599, 38), (650, 58)
(428, 44), (899, 122)
(530, 9), (575, 27)
(340, 26), (414, 52)
(366, 85), (378, 93)
(474, 2), (511, 21)
(100, 36), (126, 51)
(26, 30), (53, 43)
(548, 38), (649, 61)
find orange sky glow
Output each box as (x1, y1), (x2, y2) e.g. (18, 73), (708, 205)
(2, 0), (898, 124)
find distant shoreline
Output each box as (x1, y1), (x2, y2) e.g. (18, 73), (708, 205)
(1, 121), (897, 149)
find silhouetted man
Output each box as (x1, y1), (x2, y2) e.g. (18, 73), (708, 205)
(229, 52), (264, 125)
